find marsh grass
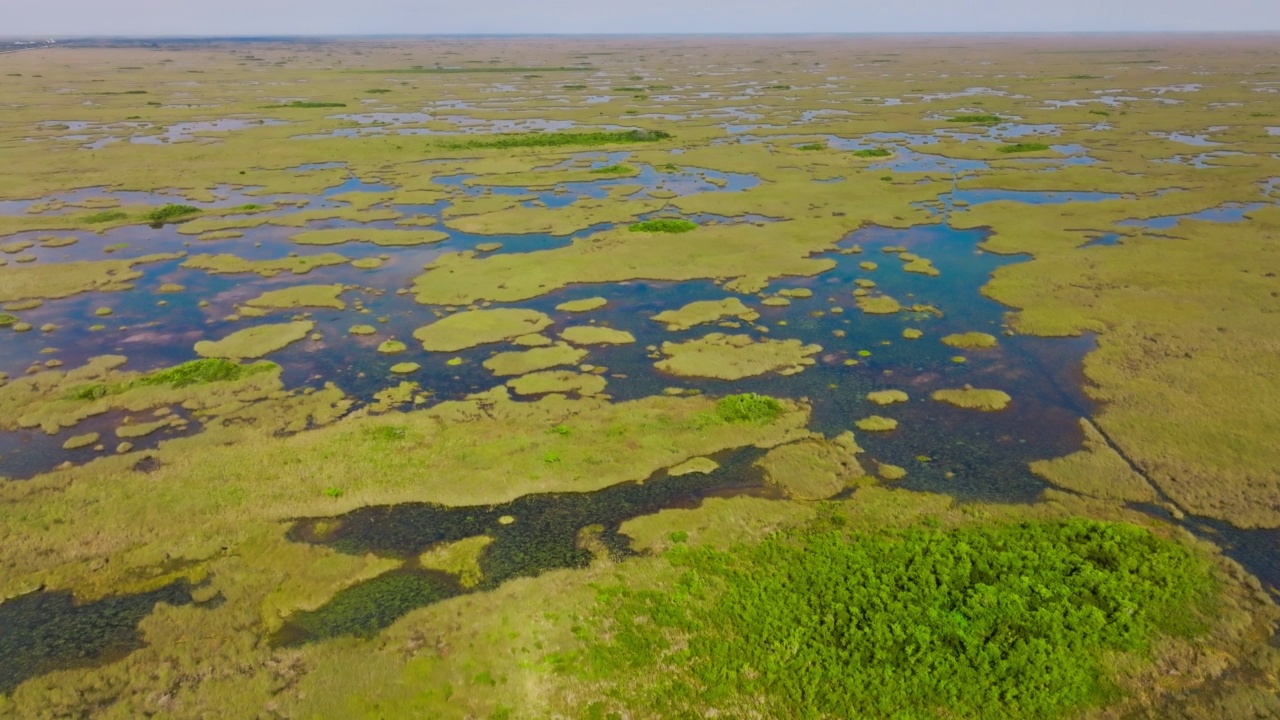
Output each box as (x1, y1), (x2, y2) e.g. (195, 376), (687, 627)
(144, 204), (200, 224)
(69, 359), (275, 400)
(999, 143), (1053, 154)
(580, 518), (1214, 719)
(947, 114), (1002, 123)
(269, 101), (348, 108)
(84, 210), (128, 224)
(589, 164), (634, 175)
(852, 147), (892, 157)
(440, 129), (671, 150)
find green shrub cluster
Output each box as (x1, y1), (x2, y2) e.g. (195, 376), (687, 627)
(713, 393), (785, 423)
(273, 101), (348, 108)
(947, 114), (1002, 123)
(797, 142), (826, 151)
(69, 359), (274, 400)
(589, 164), (634, 174)
(627, 218), (698, 233)
(441, 129), (672, 150)
(0, 313), (17, 327)
(144, 204), (200, 223)
(353, 66), (589, 75)
(852, 147), (892, 157)
(578, 518), (1213, 719)
(84, 210), (128, 224)
(998, 143), (1052, 154)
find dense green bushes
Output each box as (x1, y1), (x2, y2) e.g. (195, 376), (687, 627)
(144, 204), (200, 224)
(579, 518), (1213, 719)
(69, 359), (274, 400)
(713, 393), (785, 423)
(627, 218), (698, 233)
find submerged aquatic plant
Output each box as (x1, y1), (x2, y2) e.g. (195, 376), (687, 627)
(628, 218), (698, 233)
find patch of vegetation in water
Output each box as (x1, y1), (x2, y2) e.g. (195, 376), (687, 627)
(999, 142), (1053, 154)
(352, 66), (591, 75)
(577, 518), (1214, 719)
(269, 101), (348, 108)
(628, 218), (698, 233)
(852, 147), (892, 157)
(84, 210), (128, 224)
(0, 313), (17, 327)
(947, 114), (1003, 123)
(713, 393), (785, 423)
(69, 359), (275, 400)
(589, 164), (634, 174)
(440, 129), (672, 150)
(796, 142), (826, 151)
(143, 204), (200, 224)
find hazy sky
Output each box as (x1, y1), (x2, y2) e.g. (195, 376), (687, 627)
(8, 0), (1280, 36)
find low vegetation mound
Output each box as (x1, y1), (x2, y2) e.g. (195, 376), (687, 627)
(144, 204), (200, 224)
(713, 393), (784, 423)
(70, 358), (274, 400)
(581, 519), (1213, 719)
(628, 218), (698, 233)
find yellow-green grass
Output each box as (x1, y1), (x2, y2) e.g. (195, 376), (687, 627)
(931, 387), (1012, 411)
(413, 308), (554, 352)
(245, 284), (347, 310)
(654, 333), (821, 380)
(482, 344), (588, 376)
(651, 297), (760, 331)
(194, 321), (316, 359)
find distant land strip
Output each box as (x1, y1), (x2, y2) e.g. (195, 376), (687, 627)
(347, 66), (593, 74)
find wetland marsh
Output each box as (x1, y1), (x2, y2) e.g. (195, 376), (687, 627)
(0, 34), (1277, 719)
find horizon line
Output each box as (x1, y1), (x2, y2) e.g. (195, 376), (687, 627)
(8, 30), (1280, 40)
